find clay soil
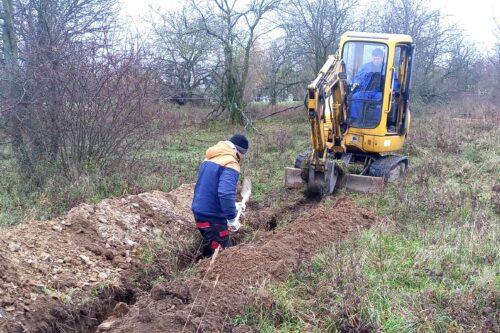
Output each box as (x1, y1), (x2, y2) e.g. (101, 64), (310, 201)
(1, 183), (379, 333)
(0, 184), (199, 333)
(107, 197), (378, 333)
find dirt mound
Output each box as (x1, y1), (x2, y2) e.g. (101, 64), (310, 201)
(107, 198), (378, 333)
(0, 253), (17, 285)
(0, 184), (198, 333)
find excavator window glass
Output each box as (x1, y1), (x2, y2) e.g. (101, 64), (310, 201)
(387, 45), (405, 132)
(342, 42), (388, 129)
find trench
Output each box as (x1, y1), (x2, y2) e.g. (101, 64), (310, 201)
(5, 195), (321, 333)
(4, 286), (137, 333)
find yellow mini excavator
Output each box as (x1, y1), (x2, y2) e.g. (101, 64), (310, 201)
(285, 31), (415, 194)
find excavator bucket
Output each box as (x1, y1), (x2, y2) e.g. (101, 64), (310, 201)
(285, 168), (386, 194)
(344, 174), (385, 193)
(284, 167), (305, 189)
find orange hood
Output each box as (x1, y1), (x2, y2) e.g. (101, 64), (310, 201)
(205, 141), (240, 172)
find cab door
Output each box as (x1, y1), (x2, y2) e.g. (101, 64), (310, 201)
(387, 43), (414, 135)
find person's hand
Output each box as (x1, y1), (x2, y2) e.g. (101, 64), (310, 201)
(227, 218), (241, 232)
(235, 201), (246, 211)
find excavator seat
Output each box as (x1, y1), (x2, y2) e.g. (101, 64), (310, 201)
(349, 72), (384, 128)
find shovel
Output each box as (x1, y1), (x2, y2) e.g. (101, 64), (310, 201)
(235, 178), (252, 224)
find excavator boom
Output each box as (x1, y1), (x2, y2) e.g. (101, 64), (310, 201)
(307, 55), (347, 157)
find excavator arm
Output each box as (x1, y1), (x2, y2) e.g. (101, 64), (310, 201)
(296, 55), (349, 194)
(307, 55), (347, 171)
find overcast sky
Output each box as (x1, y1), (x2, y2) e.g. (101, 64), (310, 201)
(431, 0), (499, 48)
(120, 0), (499, 50)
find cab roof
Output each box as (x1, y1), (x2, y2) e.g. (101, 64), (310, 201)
(341, 31), (413, 43)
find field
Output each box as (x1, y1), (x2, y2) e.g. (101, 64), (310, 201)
(238, 104), (499, 332)
(0, 101), (498, 332)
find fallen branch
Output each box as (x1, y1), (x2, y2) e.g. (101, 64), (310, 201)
(241, 108), (261, 134)
(256, 103), (303, 121)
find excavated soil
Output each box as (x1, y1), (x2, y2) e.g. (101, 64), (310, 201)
(1, 182), (379, 333)
(0, 184), (199, 333)
(106, 197), (379, 333)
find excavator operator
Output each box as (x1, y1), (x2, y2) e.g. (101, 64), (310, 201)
(349, 48), (387, 128)
(353, 48), (385, 88)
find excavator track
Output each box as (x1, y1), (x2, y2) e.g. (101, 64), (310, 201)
(286, 153), (408, 194)
(368, 155), (408, 182)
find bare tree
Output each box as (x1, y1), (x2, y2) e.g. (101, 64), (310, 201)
(281, 0), (359, 76)
(48, 46), (159, 180)
(374, 0), (478, 103)
(443, 39), (479, 95)
(1, 0), (29, 170)
(0, 0), (163, 184)
(242, 41), (267, 102)
(478, 18), (500, 103)
(261, 37), (307, 106)
(189, 0), (281, 124)
(150, 6), (215, 102)
(1, 0), (18, 64)
(495, 18), (500, 60)
(0, 0), (119, 177)
(16, 0), (117, 162)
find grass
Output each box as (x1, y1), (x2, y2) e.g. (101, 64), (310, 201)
(2, 99), (498, 331)
(0, 155), (28, 226)
(237, 104), (499, 331)
(139, 109), (309, 203)
(0, 157), (133, 226)
(0, 104), (308, 226)
(133, 232), (202, 290)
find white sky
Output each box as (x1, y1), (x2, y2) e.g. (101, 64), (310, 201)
(120, 0), (499, 49)
(430, 0), (499, 48)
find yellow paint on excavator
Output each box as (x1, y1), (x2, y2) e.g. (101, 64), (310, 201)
(286, 31), (414, 194)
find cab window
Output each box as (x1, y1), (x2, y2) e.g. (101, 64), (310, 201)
(342, 42), (388, 129)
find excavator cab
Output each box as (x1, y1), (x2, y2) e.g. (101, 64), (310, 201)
(285, 32), (415, 195)
(343, 38), (413, 137)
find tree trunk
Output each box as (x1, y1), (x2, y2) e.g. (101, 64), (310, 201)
(1, 0), (33, 173)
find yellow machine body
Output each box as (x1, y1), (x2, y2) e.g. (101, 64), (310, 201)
(343, 32), (412, 152)
(287, 31), (415, 194)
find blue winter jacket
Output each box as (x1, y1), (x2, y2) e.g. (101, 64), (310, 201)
(192, 141), (240, 224)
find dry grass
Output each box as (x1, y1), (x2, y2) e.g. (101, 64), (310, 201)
(237, 102), (499, 332)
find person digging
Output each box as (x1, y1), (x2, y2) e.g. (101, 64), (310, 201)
(191, 133), (249, 257)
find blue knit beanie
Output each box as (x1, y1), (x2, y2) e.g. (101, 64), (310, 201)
(229, 134), (249, 154)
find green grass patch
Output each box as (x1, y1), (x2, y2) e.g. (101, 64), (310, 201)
(134, 111), (309, 203)
(240, 109), (499, 331)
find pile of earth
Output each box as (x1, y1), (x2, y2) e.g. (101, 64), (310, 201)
(106, 197), (379, 333)
(0, 181), (379, 333)
(0, 184), (199, 333)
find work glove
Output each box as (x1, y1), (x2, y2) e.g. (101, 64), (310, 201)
(227, 218), (241, 232)
(235, 201), (246, 212)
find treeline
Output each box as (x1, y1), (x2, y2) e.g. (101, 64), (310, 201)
(0, 0), (499, 186)
(147, 0), (500, 114)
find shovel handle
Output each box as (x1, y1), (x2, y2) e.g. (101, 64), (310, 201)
(235, 207), (243, 223)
